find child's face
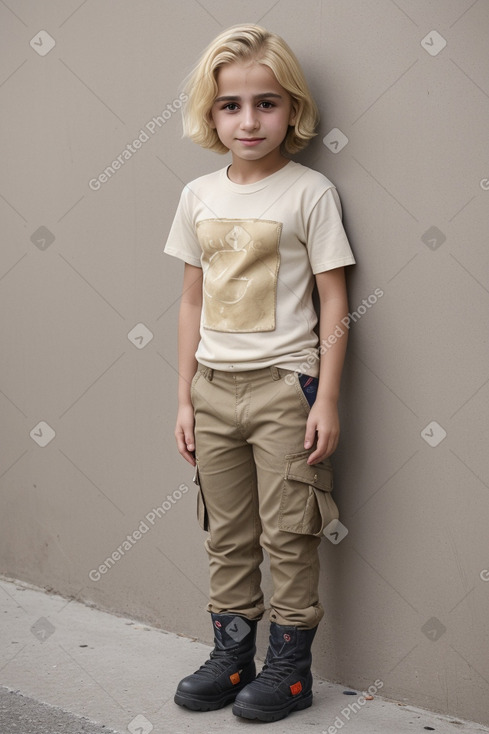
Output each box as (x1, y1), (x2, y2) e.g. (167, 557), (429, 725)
(209, 61), (296, 164)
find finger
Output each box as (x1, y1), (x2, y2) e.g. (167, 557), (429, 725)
(185, 431), (195, 453)
(177, 439), (196, 466)
(307, 442), (325, 464)
(307, 447), (323, 465)
(309, 432), (339, 463)
(182, 449), (196, 467)
(183, 430), (195, 464)
(307, 432), (330, 464)
(303, 420), (317, 450)
(175, 429), (196, 466)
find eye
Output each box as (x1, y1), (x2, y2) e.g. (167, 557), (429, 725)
(223, 103), (239, 111)
(258, 100), (274, 109)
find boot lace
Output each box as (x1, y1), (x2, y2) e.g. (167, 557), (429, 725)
(255, 658), (296, 686)
(194, 650), (237, 680)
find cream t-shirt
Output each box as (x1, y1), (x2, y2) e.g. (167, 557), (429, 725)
(164, 161), (355, 375)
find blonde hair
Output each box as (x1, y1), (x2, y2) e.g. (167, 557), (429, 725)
(182, 24), (319, 154)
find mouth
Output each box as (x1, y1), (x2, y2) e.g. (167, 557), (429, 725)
(237, 138), (265, 146)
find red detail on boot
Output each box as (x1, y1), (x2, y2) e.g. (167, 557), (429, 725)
(229, 672), (241, 685)
(214, 620), (222, 628)
(283, 633), (291, 642)
(290, 681), (302, 696)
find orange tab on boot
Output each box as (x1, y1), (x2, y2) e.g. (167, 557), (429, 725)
(230, 672), (241, 685)
(290, 681), (302, 696)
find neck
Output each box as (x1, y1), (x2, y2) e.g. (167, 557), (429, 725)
(227, 153), (290, 184)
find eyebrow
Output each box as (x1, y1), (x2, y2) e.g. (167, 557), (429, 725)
(214, 93), (283, 103)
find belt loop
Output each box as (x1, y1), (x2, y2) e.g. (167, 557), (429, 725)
(270, 366), (280, 381)
(207, 367), (214, 382)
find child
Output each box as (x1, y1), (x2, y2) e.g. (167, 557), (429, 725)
(164, 24), (355, 722)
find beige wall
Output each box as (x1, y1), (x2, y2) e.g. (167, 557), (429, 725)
(1, 0), (488, 725)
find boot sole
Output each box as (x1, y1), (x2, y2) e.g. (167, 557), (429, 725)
(174, 689), (238, 711)
(232, 691), (313, 721)
(174, 659), (256, 712)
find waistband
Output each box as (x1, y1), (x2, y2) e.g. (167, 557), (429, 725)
(197, 363), (294, 383)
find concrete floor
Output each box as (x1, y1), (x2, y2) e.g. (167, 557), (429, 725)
(1, 577), (488, 734)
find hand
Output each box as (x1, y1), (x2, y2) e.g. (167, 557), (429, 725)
(175, 403), (196, 466)
(304, 398), (340, 464)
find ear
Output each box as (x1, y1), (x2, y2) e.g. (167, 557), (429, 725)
(288, 102), (298, 126)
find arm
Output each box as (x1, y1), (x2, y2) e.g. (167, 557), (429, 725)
(304, 267), (349, 464)
(175, 263), (203, 466)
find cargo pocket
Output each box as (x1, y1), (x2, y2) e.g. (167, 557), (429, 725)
(193, 465), (209, 532)
(278, 450), (339, 536)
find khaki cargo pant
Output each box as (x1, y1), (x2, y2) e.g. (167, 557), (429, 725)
(191, 364), (339, 629)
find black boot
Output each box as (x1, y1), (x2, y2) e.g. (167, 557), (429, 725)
(232, 622), (317, 722)
(174, 613), (257, 711)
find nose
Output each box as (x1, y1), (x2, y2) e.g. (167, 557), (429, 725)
(240, 104), (259, 131)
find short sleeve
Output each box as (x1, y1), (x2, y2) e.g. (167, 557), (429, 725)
(164, 186), (202, 267)
(306, 187), (356, 274)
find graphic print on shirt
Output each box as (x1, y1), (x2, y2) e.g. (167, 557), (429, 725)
(196, 219), (282, 332)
